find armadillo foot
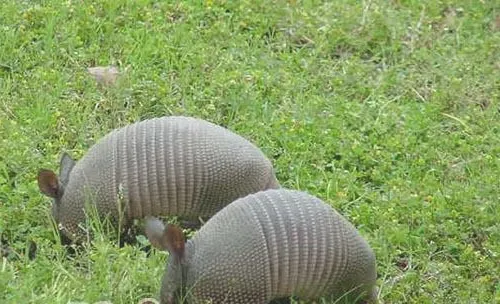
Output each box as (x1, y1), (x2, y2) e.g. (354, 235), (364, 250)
(269, 297), (292, 304)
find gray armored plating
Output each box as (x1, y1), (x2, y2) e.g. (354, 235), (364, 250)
(146, 189), (378, 304)
(37, 116), (280, 242)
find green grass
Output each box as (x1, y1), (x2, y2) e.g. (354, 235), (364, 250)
(1, 0), (499, 303)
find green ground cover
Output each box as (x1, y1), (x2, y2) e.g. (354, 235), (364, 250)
(1, 1), (499, 303)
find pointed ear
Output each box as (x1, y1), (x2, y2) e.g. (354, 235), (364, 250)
(145, 216), (167, 250)
(37, 169), (61, 198)
(164, 223), (186, 261)
(145, 217), (185, 261)
(59, 152), (75, 185)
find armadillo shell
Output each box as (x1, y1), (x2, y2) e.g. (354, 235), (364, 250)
(58, 116), (279, 239)
(182, 189), (376, 304)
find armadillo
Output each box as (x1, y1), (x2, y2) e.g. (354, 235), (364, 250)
(37, 116), (280, 243)
(145, 189), (378, 304)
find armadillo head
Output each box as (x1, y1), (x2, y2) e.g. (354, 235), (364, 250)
(37, 152), (77, 244)
(342, 236), (379, 304)
(368, 286), (379, 303)
(353, 285), (379, 304)
(145, 217), (191, 304)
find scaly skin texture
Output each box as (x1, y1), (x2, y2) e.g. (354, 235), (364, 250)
(53, 116), (280, 242)
(160, 189), (377, 304)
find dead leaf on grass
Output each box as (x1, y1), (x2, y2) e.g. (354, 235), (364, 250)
(138, 298), (159, 304)
(87, 65), (121, 86)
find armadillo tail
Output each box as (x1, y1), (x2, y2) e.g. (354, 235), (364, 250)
(266, 175), (281, 189)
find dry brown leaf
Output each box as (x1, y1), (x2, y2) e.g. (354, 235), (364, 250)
(138, 298), (159, 304)
(87, 65), (120, 86)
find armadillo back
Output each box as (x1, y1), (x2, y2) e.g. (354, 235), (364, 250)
(186, 189), (376, 303)
(59, 116), (279, 236)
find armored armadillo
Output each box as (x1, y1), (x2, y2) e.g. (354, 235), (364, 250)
(37, 116), (280, 243)
(145, 189), (378, 304)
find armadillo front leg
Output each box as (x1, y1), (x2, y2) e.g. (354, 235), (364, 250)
(269, 297), (292, 304)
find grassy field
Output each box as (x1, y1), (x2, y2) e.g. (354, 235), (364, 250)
(1, 0), (499, 303)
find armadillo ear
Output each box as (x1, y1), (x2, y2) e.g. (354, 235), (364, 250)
(59, 152), (75, 185)
(37, 169), (61, 198)
(145, 216), (168, 250)
(145, 217), (185, 261)
(164, 223), (185, 261)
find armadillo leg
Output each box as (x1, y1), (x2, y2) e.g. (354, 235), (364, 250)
(269, 297), (292, 304)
